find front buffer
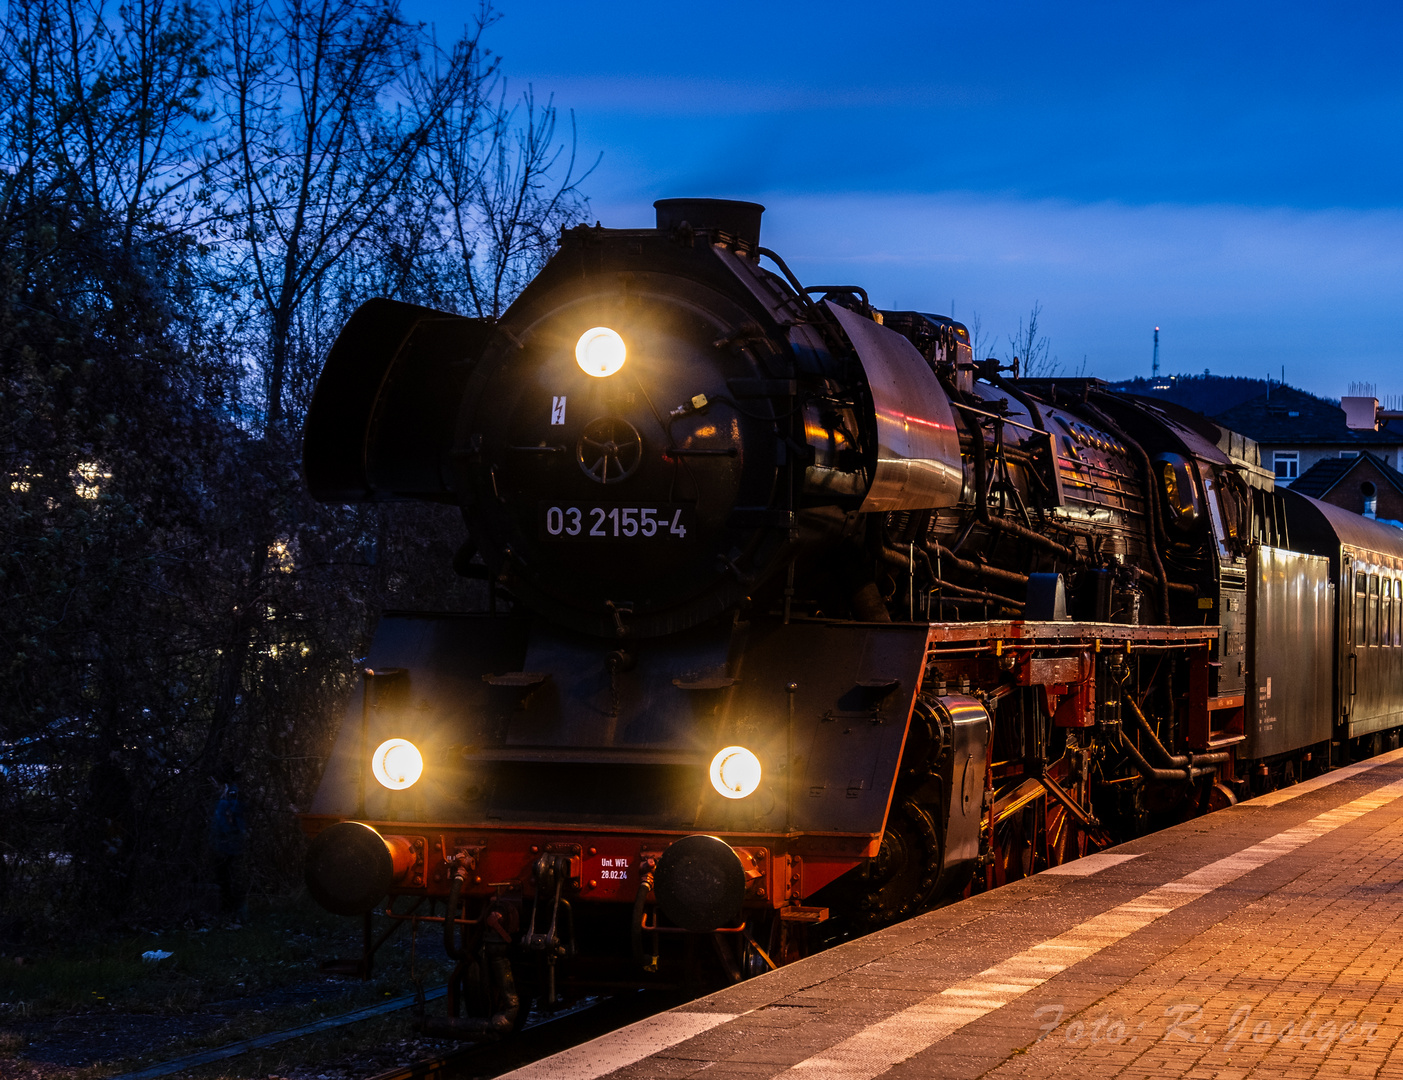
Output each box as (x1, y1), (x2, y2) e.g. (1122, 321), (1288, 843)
(299, 612), (989, 1031)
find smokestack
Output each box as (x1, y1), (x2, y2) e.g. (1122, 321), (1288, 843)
(654, 199), (764, 249)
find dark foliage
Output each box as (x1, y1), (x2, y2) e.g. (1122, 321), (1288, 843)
(0, 0), (582, 937)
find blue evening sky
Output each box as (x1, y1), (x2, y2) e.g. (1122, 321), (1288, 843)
(414, 0), (1403, 400)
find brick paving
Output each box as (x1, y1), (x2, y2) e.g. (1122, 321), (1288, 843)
(503, 751), (1403, 1080)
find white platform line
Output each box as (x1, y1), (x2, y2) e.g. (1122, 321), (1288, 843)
(498, 1011), (741, 1079)
(1040, 852), (1141, 876)
(782, 776), (1403, 1079)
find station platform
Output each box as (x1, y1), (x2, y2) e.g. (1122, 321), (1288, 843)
(503, 747), (1403, 1080)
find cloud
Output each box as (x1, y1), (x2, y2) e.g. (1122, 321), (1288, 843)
(587, 193), (1403, 398)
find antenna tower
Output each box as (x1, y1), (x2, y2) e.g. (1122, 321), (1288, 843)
(1152, 326), (1160, 378)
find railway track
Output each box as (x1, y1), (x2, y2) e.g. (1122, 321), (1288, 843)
(360, 992), (680, 1080)
(104, 984), (678, 1080)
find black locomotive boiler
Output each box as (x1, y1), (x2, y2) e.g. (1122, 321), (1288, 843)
(298, 199), (1403, 1036)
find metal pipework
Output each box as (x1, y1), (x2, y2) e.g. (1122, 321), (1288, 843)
(1116, 688), (1229, 783)
(880, 544), (1026, 613)
(1118, 733), (1218, 784)
(422, 866), (520, 1041)
(631, 857), (658, 972)
(1120, 690), (1230, 771)
(416, 952), (520, 1041)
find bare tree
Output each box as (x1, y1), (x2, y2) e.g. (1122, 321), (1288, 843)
(426, 81), (593, 319)
(1006, 301), (1057, 377)
(965, 310), (990, 364)
(0, 0), (216, 261)
(218, 0), (487, 432)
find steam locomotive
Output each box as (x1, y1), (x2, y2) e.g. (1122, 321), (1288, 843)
(298, 199), (1403, 1037)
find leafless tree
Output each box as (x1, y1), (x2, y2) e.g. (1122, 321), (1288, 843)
(965, 310), (991, 364)
(426, 79), (593, 319)
(0, 0), (216, 259)
(220, 0), (481, 432)
(1006, 301), (1057, 377)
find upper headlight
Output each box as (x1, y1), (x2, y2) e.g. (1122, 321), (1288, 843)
(709, 745), (761, 800)
(371, 738), (423, 790)
(575, 327), (627, 377)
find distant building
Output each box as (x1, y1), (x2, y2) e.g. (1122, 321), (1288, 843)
(1211, 385), (1403, 486)
(1291, 451), (1403, 527)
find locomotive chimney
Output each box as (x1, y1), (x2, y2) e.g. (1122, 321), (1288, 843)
(654, 198), (764, 249)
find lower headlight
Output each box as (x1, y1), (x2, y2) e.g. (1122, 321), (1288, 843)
(709, 745), (761, 799)
(371, 738), (423, 790)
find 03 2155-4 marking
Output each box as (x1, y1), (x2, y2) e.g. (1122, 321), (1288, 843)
(542, 503), (690, 540)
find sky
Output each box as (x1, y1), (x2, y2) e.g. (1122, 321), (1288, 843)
(414, 0), (1403, 401)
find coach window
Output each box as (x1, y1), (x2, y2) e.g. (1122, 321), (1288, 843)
(1354, 571), (1367, 646)
(1385, 577), (1394, 647)
(1369, 574), (1380, 647)
(1395, 579), (1402, 646)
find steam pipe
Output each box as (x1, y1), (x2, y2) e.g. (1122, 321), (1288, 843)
(1119, 732), (1218, 783)
(925, 541), (1031, 587)
(1138, 566), (1198, 595)
(983, 515), (1078, 558)
(882, 545), (1026, 609)
(1120, 689), (1230, 769)
(443, 865), (468, 961)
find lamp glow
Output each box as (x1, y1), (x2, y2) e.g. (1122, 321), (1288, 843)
(371, 738), (423, 790)
(709, 745), (762, 800)
(575, 326), (627, 377)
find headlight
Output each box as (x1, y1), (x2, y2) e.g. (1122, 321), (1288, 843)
(709, 746), (761, 800)
(371, 738), (423, 790)
(575, 326), (626, 377)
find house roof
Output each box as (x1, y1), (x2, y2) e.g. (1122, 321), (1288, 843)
(1290, 456), (1357, 497)
(1292, 450), (1403, 500)
(1213, 385), (1403, 447)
